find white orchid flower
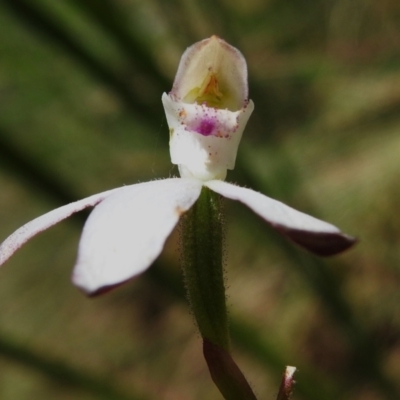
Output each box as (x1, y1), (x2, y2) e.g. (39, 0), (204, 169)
(0, 36), (355, 295)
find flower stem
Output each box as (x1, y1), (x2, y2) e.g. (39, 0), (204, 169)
(181, 186), (257, 399)
(180, 186), (229, 350)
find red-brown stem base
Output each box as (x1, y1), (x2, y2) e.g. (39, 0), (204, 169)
(203, 338), (257, 400)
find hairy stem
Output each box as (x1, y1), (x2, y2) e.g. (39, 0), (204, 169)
(181, 186), (257, 399)
(180, 186), (229, 350)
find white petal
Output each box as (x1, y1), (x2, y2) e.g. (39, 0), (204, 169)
(205, 180), (356, 256)
(72, 178), (203, 294)
(162, 93), (254, 181)
(0, 188), (120, 267)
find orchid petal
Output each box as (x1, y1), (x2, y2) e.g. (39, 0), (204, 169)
(72, 178), (202, 295)
(163, 93), (254, 181)
(205, 180), (356, 256)
(0, 188), (120, 267)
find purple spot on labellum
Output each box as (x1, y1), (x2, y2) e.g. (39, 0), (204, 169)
(195, 118), (215, 136)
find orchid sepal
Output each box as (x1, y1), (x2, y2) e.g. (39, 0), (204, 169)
(170, 36), (249, 111)
(72, 178), (202, 294)
(205, 180), (356, 256)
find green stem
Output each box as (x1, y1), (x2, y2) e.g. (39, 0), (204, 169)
(180, 186), (229, 350)
(181, 186), (257, 400)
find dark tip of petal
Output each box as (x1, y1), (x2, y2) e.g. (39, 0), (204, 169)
(274, 225), (358, 256)
(83, 281), (128, 298)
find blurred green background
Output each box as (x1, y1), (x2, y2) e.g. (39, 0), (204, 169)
(0, 0), (400, 399)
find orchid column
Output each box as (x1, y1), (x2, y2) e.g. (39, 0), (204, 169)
(162, 36), (257, 399)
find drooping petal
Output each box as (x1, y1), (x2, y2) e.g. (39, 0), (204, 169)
(72, 178), (203, 295)
(0, 188), (120, 266)
(205, 180), (356, 256)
